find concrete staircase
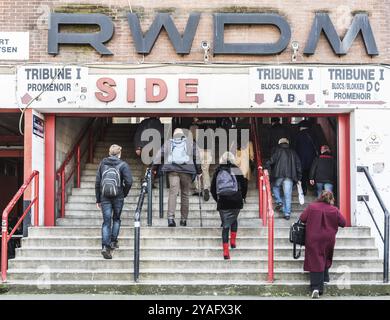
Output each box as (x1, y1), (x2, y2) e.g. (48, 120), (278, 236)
(4, 123), (388, 296)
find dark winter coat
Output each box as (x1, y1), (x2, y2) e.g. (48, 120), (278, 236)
(300, 201), (346, 272)
(152, 137), (202, 180)
(95, 156), (133, 203)
(294, 129), (318, 170)
(210, 163), (248, 211)
(265, 143), (302, 183)
(133, 117), (163, 150)
(309, 153), (336, 184)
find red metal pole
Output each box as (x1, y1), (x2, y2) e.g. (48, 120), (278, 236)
(77, 145), (81, 188)
(258, 174), (263, 220)
(1, 218), (8, 282)
(268, 212), (274, 282)
(34, 172), (39, 226)
(89, 129), (93, 163)
(262, 184), (267, 227)
(61, 169), (65, 218)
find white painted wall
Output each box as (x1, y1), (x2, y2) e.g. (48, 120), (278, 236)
(354, 108), (390, 256)
(31, 110), (45, 226)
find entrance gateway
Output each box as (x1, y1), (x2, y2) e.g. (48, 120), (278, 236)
(12, 63), (385, 228)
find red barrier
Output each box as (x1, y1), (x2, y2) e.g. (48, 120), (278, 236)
(2, 171), (39, 282)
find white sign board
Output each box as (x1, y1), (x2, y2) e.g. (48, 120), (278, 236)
(16, 65), (88, 108)
(0, 32), (29, 60)
(249, 66), (390, 108)
(249, 67), (321, 108)
(321, 66), (388, 107)
(87, 74), (248, 110)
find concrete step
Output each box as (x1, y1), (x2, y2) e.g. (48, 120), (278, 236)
(6, 268), (385, 282)
(15, 246), (379, 259)
(4, 281), (390, 295)
(21, 236), (376, 248)
(56, 217), (264, 227)
(64, 202), (294, 212)
(7, 257), (383, 274)
(27, 226), (371, 238)
(67, 195), (262, 204)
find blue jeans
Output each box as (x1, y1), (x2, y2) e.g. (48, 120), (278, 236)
(272, 178), (293, 216)
(316, 183), (333, 198)
(101, 198), (124, 249)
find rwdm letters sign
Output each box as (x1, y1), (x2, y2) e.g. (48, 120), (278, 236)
(17, 66), (88, 108)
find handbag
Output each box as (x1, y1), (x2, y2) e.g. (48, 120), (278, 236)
(289, 219), (306, 259)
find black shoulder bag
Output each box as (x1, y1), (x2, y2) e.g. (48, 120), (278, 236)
(289, 219), (306, 259)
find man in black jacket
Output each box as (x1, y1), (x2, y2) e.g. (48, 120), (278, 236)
(96, 144), (133, 259)
(265, 138), (302, 220)
(309, 145), (336, 197)
(133, 117), (163, 187)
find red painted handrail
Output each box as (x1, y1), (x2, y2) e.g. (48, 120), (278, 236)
(2, 170), (39, 282)
(250, 118), (274, 283)
(264, 169), (275, 283)
(56, 118), (107, 218)
(250, 118), (265, 225)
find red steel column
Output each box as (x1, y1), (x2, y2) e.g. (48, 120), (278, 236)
(44, 115), (56, 226)
(338, 114), (351, 227)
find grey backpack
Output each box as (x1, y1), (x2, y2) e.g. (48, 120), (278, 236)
(216, 169), (239, 197)
(101, 162), (124, 198)
(167, 137), (190, 165)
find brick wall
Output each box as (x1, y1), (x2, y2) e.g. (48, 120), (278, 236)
(56, 117), (89, 207)
(0, 0), (389, 64)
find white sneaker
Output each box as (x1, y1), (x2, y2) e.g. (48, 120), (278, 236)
(311, 290), (320, 299)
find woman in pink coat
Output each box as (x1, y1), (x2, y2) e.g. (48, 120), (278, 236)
(300, 190), (346, 298)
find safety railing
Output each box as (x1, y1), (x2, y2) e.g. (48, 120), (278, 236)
(263, 169), (275, 282)
(56, 118), (108, 218)
(2, 170), (39, 282)
(250, 118), (266, 226)
(357, 166), (389, 283)
(134, 168), (152, 282)
(250, 118), (274, 282)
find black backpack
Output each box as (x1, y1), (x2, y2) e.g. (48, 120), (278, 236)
(100, 162), (124, 198)
(289, 219), (306, 259)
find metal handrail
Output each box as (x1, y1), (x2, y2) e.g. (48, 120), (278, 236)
(357, 166), (389, 283)
(264, 169), (275, 283)
(250, 118), (274, 282)
(2, 170), (39, 282)
(134, 168), (151, 282)
(56, 118), (107, 218)
(250, 118), (266, 225)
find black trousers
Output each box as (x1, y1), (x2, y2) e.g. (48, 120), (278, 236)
(222, 220), (238, 243)
(301, 169), (310, 195)
(310, 268), (330, 294)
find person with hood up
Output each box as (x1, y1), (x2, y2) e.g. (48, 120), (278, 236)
(211, 152), (248, 260)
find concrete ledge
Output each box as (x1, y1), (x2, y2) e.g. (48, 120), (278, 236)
(3, 283), (390, 297)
